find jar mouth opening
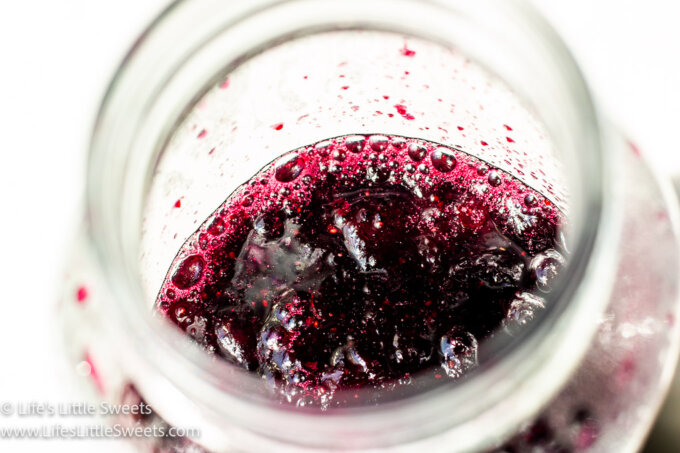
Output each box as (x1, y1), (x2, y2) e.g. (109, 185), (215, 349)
(86, 0), (617, 449)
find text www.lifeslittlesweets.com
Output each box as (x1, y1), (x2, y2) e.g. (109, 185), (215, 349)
(0, 424), (200, 440)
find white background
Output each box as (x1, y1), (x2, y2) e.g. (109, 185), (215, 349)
(0, 1), (679, 451)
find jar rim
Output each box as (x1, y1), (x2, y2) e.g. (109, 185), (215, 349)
(85, 0), (620, 450)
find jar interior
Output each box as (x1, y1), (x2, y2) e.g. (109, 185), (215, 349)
(139, 29), (574, 407)
(85, 0), (609, 448)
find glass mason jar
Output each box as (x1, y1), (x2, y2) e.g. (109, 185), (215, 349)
(59, 0), (680, 452)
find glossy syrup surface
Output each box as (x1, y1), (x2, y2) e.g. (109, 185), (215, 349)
(155, 134), (564, 408)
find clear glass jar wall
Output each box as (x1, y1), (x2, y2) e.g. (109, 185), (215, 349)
(59, 0), (680, 452)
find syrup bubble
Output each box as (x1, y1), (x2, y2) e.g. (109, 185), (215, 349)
(241, 194), (254, 207)
(171, 255), (205, 289)
(431, 147), (457, 173)
(530, 249), (565, 292)
(314, 140), (332, 156)
(392, 137), (406, 149)
(407, 143), (427, 162)
(503, 292), (546, 336)
(439, 329), (478, 379)
(208, 217), (226, 235)
(345, 135), (366, 153)
(274, 154), (305, 183)
(332, 149), (347, 162)
(524, 193), (537, 207)
(487, 171), (502, 187)
(368, 135), (389, 151)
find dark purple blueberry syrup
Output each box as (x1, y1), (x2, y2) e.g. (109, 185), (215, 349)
(155, 134), (563, 408)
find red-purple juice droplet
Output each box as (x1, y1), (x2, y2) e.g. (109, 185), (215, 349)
(76, 285), (88, 304)
(155, 134), (563, 408)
